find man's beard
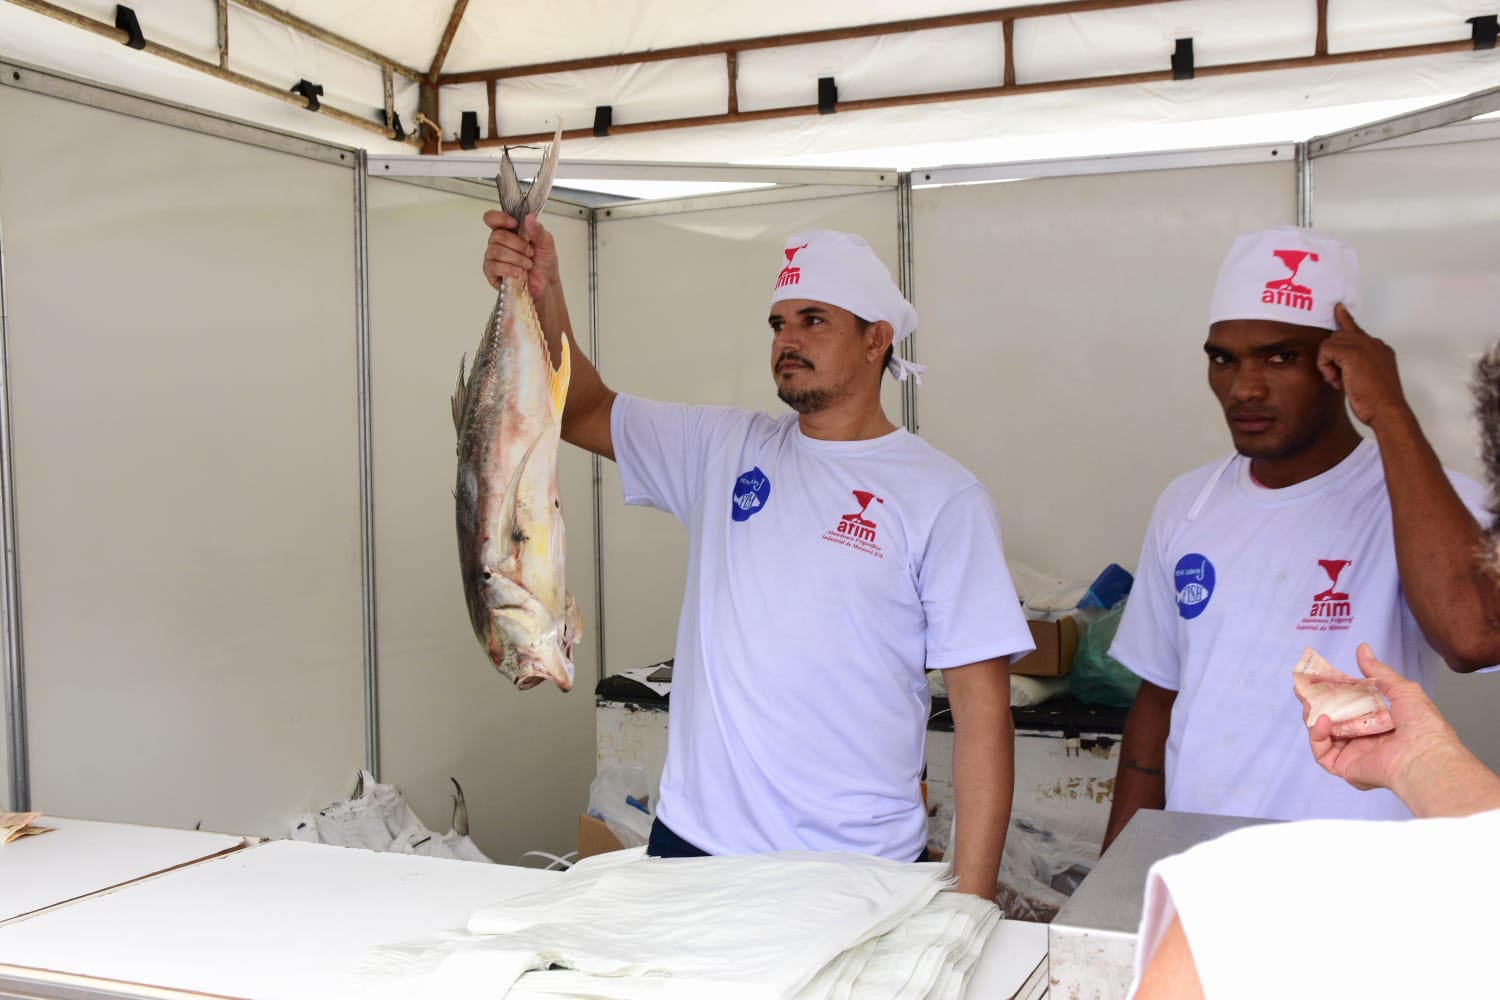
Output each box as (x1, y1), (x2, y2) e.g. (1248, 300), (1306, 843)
(778, 384), (833, 414)
(775, 350), (833, 413)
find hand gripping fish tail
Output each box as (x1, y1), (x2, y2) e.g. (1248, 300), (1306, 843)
(451, 125), (581, 693)
(1292, 647), (1394, 738)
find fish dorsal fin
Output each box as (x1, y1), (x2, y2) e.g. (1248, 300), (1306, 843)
(550, 335), (572, 418)
(493, 122), (563, 220)
(450, 354), (470, 439)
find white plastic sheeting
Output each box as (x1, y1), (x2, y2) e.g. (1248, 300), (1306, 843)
(0, 1), (1496, 170)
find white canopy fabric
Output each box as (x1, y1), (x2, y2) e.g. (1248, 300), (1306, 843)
(1, 1), (1497, 177)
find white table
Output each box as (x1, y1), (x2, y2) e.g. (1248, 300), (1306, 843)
(0, 815), (249, 924)
(0, 823), (1048, 999)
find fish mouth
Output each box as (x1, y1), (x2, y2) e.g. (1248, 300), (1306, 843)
(488, 636), (575, 693)
(512, 660), (573, 693)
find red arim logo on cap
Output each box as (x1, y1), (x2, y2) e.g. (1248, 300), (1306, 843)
(1261, 249), (1319, 312)
(775, 243), (808, 290)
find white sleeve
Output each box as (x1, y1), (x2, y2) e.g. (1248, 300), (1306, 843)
(919, 483), (1034, 669)
(1108, 497), (1181, 691)
(610, 394), (747, 521)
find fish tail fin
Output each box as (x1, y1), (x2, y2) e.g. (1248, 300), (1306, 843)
(550, 335), (572, 417)
(494, 122), (563, 220)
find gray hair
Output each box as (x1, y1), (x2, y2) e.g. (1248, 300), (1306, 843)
(1474, 342), (1500, 569)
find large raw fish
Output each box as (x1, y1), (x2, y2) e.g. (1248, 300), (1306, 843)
(452, 127), (580, 691)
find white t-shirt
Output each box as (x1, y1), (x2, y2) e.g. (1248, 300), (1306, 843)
(612, 395), (1033, 860)
(1110, 439), (1488, 822)
(1131, 809), (1500, 999)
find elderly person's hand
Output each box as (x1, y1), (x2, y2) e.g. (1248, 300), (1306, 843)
(1296, 643), (1455, 793)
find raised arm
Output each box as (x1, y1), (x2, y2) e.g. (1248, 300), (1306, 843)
(1318, 304), (1500, 672)
(482, 210), (617, 461)
(943, 657), (1013, 901)
(1102, 679), (1176, 852)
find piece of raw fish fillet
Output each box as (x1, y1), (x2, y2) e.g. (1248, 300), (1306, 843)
(1292, 647), (1393, 738)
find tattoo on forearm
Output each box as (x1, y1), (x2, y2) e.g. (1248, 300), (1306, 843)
(1124, 759), (1164, 778)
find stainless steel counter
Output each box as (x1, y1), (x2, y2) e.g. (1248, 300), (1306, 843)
(1046, 809), (1277, 1000)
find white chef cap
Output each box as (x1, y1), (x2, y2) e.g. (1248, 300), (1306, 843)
(1209, 225), (1359, 331)
(768, 230), (926, 383)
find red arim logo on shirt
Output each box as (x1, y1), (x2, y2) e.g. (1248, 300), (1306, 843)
(775, 243), (808, 290)
(821, 489), (884, 558)
(1261, 249), (1318, 312)
(1297, 558), (1353, 632)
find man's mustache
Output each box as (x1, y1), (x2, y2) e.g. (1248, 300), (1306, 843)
(777, 351), (814, 370)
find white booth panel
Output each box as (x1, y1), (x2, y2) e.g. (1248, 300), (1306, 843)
(1311, 136), (1500, 485)
(367, 178), (598, 863)
(0, 86), (365, 834)
(1, 609), (9, 810)
(595, 191), (899, 676)
(1311, 133), (1500, 773)
(913, 162), (1295, 582)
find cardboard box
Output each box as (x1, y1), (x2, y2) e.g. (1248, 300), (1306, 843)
(1015, 616), (1079, 677)
(577, 813), (624, 859)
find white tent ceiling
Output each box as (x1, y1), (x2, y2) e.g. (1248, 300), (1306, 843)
(2, 0), (1498, 195)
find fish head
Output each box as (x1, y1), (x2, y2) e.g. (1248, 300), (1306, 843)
(487, 606), (575, 693)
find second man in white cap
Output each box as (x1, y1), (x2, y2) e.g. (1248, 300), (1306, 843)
(1103, 225), (1500, 849)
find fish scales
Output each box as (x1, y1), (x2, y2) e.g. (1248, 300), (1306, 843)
(453, 127), (580, 692)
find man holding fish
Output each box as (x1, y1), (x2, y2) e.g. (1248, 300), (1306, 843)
(1103, 226), (1500, 850)
(481, 213), (1032, 899)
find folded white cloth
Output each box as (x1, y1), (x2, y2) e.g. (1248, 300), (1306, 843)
(362, 847), (970, 1000)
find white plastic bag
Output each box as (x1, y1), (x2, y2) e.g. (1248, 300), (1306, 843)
(587, 764), (654, 848)
(290, 771), (493, 863)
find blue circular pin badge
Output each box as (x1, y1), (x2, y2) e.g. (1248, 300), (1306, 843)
(1174, 553), (1215, 620)
(730, 467), (771, 522)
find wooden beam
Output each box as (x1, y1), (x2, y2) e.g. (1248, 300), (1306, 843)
(1315, 0), (1329, 58)
(7, 0), (412, 142)
(467, 38), (1482, 149)
(1003, 19), (1016, 87)
(418, 81), (441, 155)
(216, 0), (228, 70)
(487, 79), (497, 141)
(427, 0), (470, 82)
(438, 0), (1180, 84)
(727, 51), (739, 114)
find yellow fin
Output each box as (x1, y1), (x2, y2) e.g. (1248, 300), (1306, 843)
(550, 335), (572, 416)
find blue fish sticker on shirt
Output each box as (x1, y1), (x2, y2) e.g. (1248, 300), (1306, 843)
(731, 467), (770, 522)
(1175, 554), (1215, 620)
